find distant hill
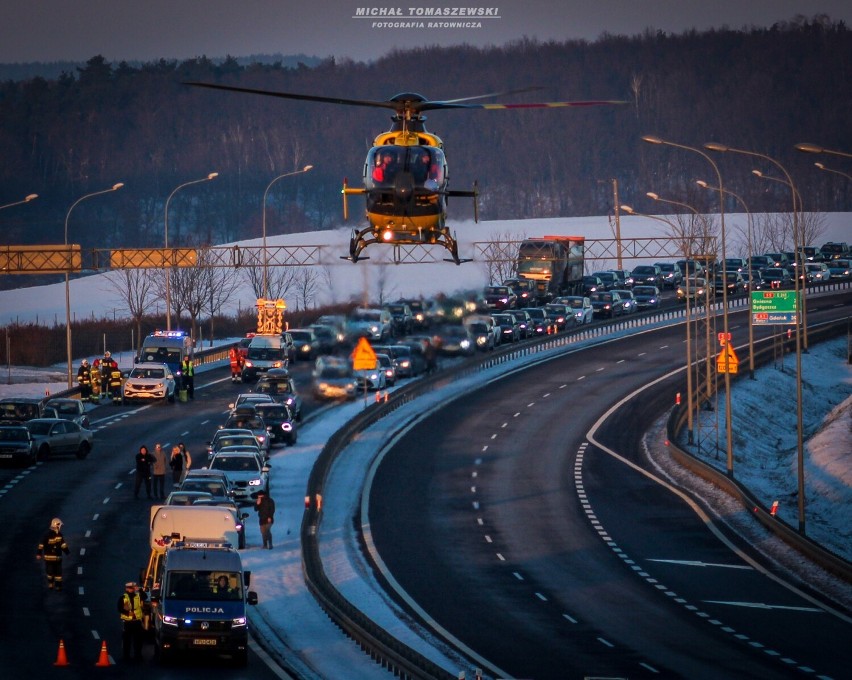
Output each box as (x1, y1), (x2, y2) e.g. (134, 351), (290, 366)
(0, 53), (322, 81)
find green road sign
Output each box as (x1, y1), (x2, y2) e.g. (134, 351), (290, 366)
(751, 290), (799, 325)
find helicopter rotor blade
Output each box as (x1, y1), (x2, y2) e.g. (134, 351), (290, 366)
(459, 99), (629, 110)
(184, 82), (402, 111)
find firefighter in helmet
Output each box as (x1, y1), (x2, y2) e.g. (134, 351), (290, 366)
(37, 517), (70, 590)
(77, 359), (92, 400)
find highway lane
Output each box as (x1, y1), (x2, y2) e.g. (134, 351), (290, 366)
(0, 365), (315, 679)
(368, 297), (852, 679)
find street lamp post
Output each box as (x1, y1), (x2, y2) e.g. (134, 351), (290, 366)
(642, 135), (735, 476)
(262, 165), (314, 298)
(164, 173), (218, 331)
(794, 142), (852, 159)
(706, 142), (807, 533)
(64, 183), (125, 388)
(622, 204), (695, 443)
(645, 192), (715, 407)
(0, 194), (38, 211)
(696, 180), (756, 379)
(813, 162), (852, 183)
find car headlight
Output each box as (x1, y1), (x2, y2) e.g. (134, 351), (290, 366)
(248, 478), (263, 486)
(300, 345), (311, 353)
(460, 339), (470, 349)
(162, 615), (179, 627)
(232, 617), (247, 627)
(476, 336), (487, 346)
(281, 423), (292, 431)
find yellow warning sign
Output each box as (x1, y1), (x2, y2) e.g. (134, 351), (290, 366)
(351, 337), (377, 371)
(716, 344), (739, 374)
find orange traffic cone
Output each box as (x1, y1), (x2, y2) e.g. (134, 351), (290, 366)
(53, 638), (70, 666)
(94, 640), (111, 667)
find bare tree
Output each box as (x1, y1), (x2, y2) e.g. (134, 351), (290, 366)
(199, 251), (243, 346)
(293, 267), (319, 311)
(479, 229), (526, 284)
(374, 263), (398, 306)
(104, 268), (156, 351)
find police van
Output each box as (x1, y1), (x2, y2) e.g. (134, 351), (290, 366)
(144, 506), (256, 665)
(137, 330), (194, 381)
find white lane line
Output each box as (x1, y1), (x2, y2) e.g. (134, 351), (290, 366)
(648, 558), (752, 570)
(703, 600), (823, 613)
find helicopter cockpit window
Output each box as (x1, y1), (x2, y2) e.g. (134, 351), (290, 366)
(410, 147), (444, 190)
(370, 148), (399, 186)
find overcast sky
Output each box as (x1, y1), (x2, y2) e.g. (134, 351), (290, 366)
(4, 1), (851, 64)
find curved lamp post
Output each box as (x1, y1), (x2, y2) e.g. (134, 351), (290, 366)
(622, 204), (695, 444)
(164, 173), (218, 330)
(813, 162), (852, 183)
(0, 193), (38, 211)
(696, 180), (756, 379)
(65, 183), (125, 388)
(642, 135), (735, 476)
(794, 143), (852, 159)
(707, 142), (807, 533)
(262, 165), (314, 298)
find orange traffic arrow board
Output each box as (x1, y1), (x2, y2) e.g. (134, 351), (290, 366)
(352, 337), (377, 370)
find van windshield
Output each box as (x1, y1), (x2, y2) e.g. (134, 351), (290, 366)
(165, 571), (242, 600)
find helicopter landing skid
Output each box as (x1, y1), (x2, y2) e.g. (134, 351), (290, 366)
(346, 226), (470, 264)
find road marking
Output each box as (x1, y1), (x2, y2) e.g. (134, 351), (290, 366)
(703, 600), (823, 613)
(496, 553), (505, 561)
(648, 558), (752, 570)
(512, 572), (524, 581)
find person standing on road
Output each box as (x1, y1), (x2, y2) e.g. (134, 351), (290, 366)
(180, 356), (195, 399)
(36, 517), (70, 590)
(77, 359), (91, 400)
(228, 346), (242, 382)
(178, 442), (192, 481)
(254, 490), (276, 549)
(169, 445), (184, 488)
(151, 443), (167, 499)
(117, 581), (147, 663)
(134, 445), (154, 499)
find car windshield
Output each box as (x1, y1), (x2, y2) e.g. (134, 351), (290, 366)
(181, 481), (227, 496)
(226, 416), (264, 430)
(590, 293), (612, 302)
(214, 436), (256, 448)
(289, 331), (312, 340)
(211, 456), (260, 472)
(634, 286), (656, 295)
(319, 366), (353, 379)
(48, 402), (79, 416)
(565, 298), (584, 308)
(131, 367), (165, 379)
(25, 421), (55, 435)
(256, 406), (291, 420)
(165, 571), (243, 601)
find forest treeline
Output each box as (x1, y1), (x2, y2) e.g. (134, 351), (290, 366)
(0, 15), (849, 263)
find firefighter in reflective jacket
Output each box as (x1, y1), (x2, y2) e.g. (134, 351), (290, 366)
(118, 581), (148, 662)
(36, 517), (70, 590)
(109, 365), (123, 404)
(77, 359), (92, 400)
(89, 363), (101, 402)
(228, 346), (242, 383)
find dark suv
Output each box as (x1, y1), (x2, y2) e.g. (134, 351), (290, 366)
(254, 368), (303, 421)
(0, 398), (44, 425)
(631, 265), (664, 288)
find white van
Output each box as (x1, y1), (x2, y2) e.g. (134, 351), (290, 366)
(241, 333), (293, 381)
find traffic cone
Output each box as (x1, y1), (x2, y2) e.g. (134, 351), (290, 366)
(94, 640), (111, 667)
(53, 638), (70, 666)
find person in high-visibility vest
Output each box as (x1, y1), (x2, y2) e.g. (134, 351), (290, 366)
(77, 359), (91, 400)
(109, 366), (123, 404)
(228, 346), (242, 383)
(180, 356), (195, 399)
(89, 364), (101, 402)
(117, 581), (147, 662)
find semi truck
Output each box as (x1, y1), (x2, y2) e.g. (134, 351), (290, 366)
(515, 235), (585, 303)
(143, 505), (257, 665)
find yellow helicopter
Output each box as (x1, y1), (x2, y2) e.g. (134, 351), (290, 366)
(186, 83), (624, 263)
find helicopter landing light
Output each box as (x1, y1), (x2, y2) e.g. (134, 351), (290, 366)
(382, 230), (394, 241)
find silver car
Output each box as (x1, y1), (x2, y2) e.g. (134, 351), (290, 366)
(25, 418), (93, 460)
(207, 450), (269, 505)
(122, 362), (176, 404)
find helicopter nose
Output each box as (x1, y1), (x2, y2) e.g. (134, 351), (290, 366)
(394, 172), (415, 200)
